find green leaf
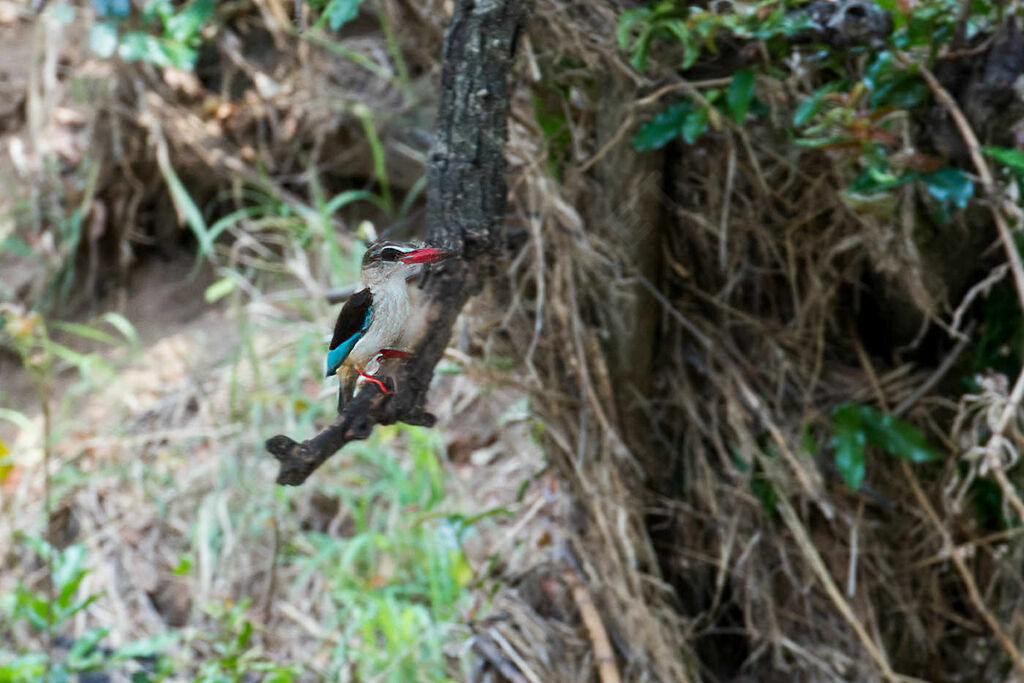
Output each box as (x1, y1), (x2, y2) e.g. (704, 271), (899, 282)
(112, 632), (179, 660)
(45, 341), (107, 375)
(870, 71), (928, 108)
(617, 8), (651, 50)
(832, 404), (867, 490)
(325, 0), (364, 30)
(0, 653), (47, 680)
(682, 106), (709, 144)
(88, 21), (119, 59)
(663, 19), (699, 69)
(794, 135), (848, 148)
(157, 39), (199, 70)
(750, 474), (778, 514)
(171, 555), (193, 575)
(102, 312), (140, 347)
(324, 189), (385, 215)
(632, 101), (693, 151)
(68, 627), (111, 671)
(832, 403), (943, 491)
(204, 276), (238, 303)
(54, 545), (88, 605)
(118, 32), (171, 66)
(793, 82), (843, 127)
(629, 30), (653, 71)
(983, 146), (1024, 173)
(166, 0), (214, 43)
(143, 0), (175, 25)
(155, 151), (210, 253)
(863, 51), (895, 90)
(850, 165), (916, 194)
(726, 70), (755, 124)
(921, 167), (973, 209)
(860, 409), (943, 464)
(51, 321), (118, 345)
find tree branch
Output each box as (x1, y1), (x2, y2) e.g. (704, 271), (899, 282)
(266, 0), (526, 486)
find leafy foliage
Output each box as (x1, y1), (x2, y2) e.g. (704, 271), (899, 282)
(89, 0), (215, 70)
(294, 426), (489, 680)
(621, 1), (993, 224)
(830, 404), (943, 490)
(0, 537), (177, 681)
(632, 70), (755, 150)
(617, 1), (814, 72)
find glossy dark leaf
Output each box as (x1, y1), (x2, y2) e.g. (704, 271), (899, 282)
(983, 146), (1024, 173)
(832, 403), (943, 491)
(166, 0), (214, 43)
(793, 82), (842, 127)
(632, 102), (693, 151)
(921, 167), (973, 210)
(860, 409), (943, 463)
(682, 106), (709, 144)
(750, 475), (779, 514)
(832, 404), (866, 490)
(616, 8), (650, 50)
(727, 70), (755, 124)
(870, 72), (929, 109)
(326, 0), (364, 30)
(849, 166), (916, 194)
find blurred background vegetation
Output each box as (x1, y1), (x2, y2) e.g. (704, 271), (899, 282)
(4, 0), (1024, 681)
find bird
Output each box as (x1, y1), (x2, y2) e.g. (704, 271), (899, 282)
(324, 240), (453, 401)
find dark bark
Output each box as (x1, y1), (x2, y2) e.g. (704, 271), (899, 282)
(266, 0), (526, 486)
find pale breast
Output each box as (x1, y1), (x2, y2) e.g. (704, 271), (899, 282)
(348, 279), (410, 367)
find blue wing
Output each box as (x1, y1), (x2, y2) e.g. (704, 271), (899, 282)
(324, 288), (373, 377)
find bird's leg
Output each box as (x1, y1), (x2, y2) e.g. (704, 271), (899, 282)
(354, 350), (411, 396)
(358, 369), (392, 394)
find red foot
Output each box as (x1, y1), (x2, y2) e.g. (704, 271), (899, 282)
(359, 370), (391, 394)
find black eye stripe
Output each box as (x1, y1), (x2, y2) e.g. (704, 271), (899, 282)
(362, 242), (414, 266)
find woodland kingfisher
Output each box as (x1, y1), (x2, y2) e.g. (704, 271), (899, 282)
(324, 240), (453, 398)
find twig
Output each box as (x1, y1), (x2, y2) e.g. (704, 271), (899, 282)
(892, 326), (973, 417)
(774, 495), (897, 681)
(265, 0), (527, 484)
(900, 460), (1024, 674)
(486, 627), (543, 683)
(471, 631), (528, 683)
(718, 140), (737, 270)
(938, 35), (995, 60)
(562, 569), (622, 683)
(949, 265), (1007, 338)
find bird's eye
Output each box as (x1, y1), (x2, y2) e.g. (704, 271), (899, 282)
(381, 248), (402, 262)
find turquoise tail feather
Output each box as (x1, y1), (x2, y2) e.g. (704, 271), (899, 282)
(324, 333), (361, 377)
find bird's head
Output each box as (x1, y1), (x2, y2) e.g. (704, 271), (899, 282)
(360, 240), (454, 287)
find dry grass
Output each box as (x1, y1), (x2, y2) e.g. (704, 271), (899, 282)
(4, 0), (1024, 681)
(480, 2), (1024, 682)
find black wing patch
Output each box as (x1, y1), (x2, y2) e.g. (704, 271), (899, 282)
(330, 288), (373, 350)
